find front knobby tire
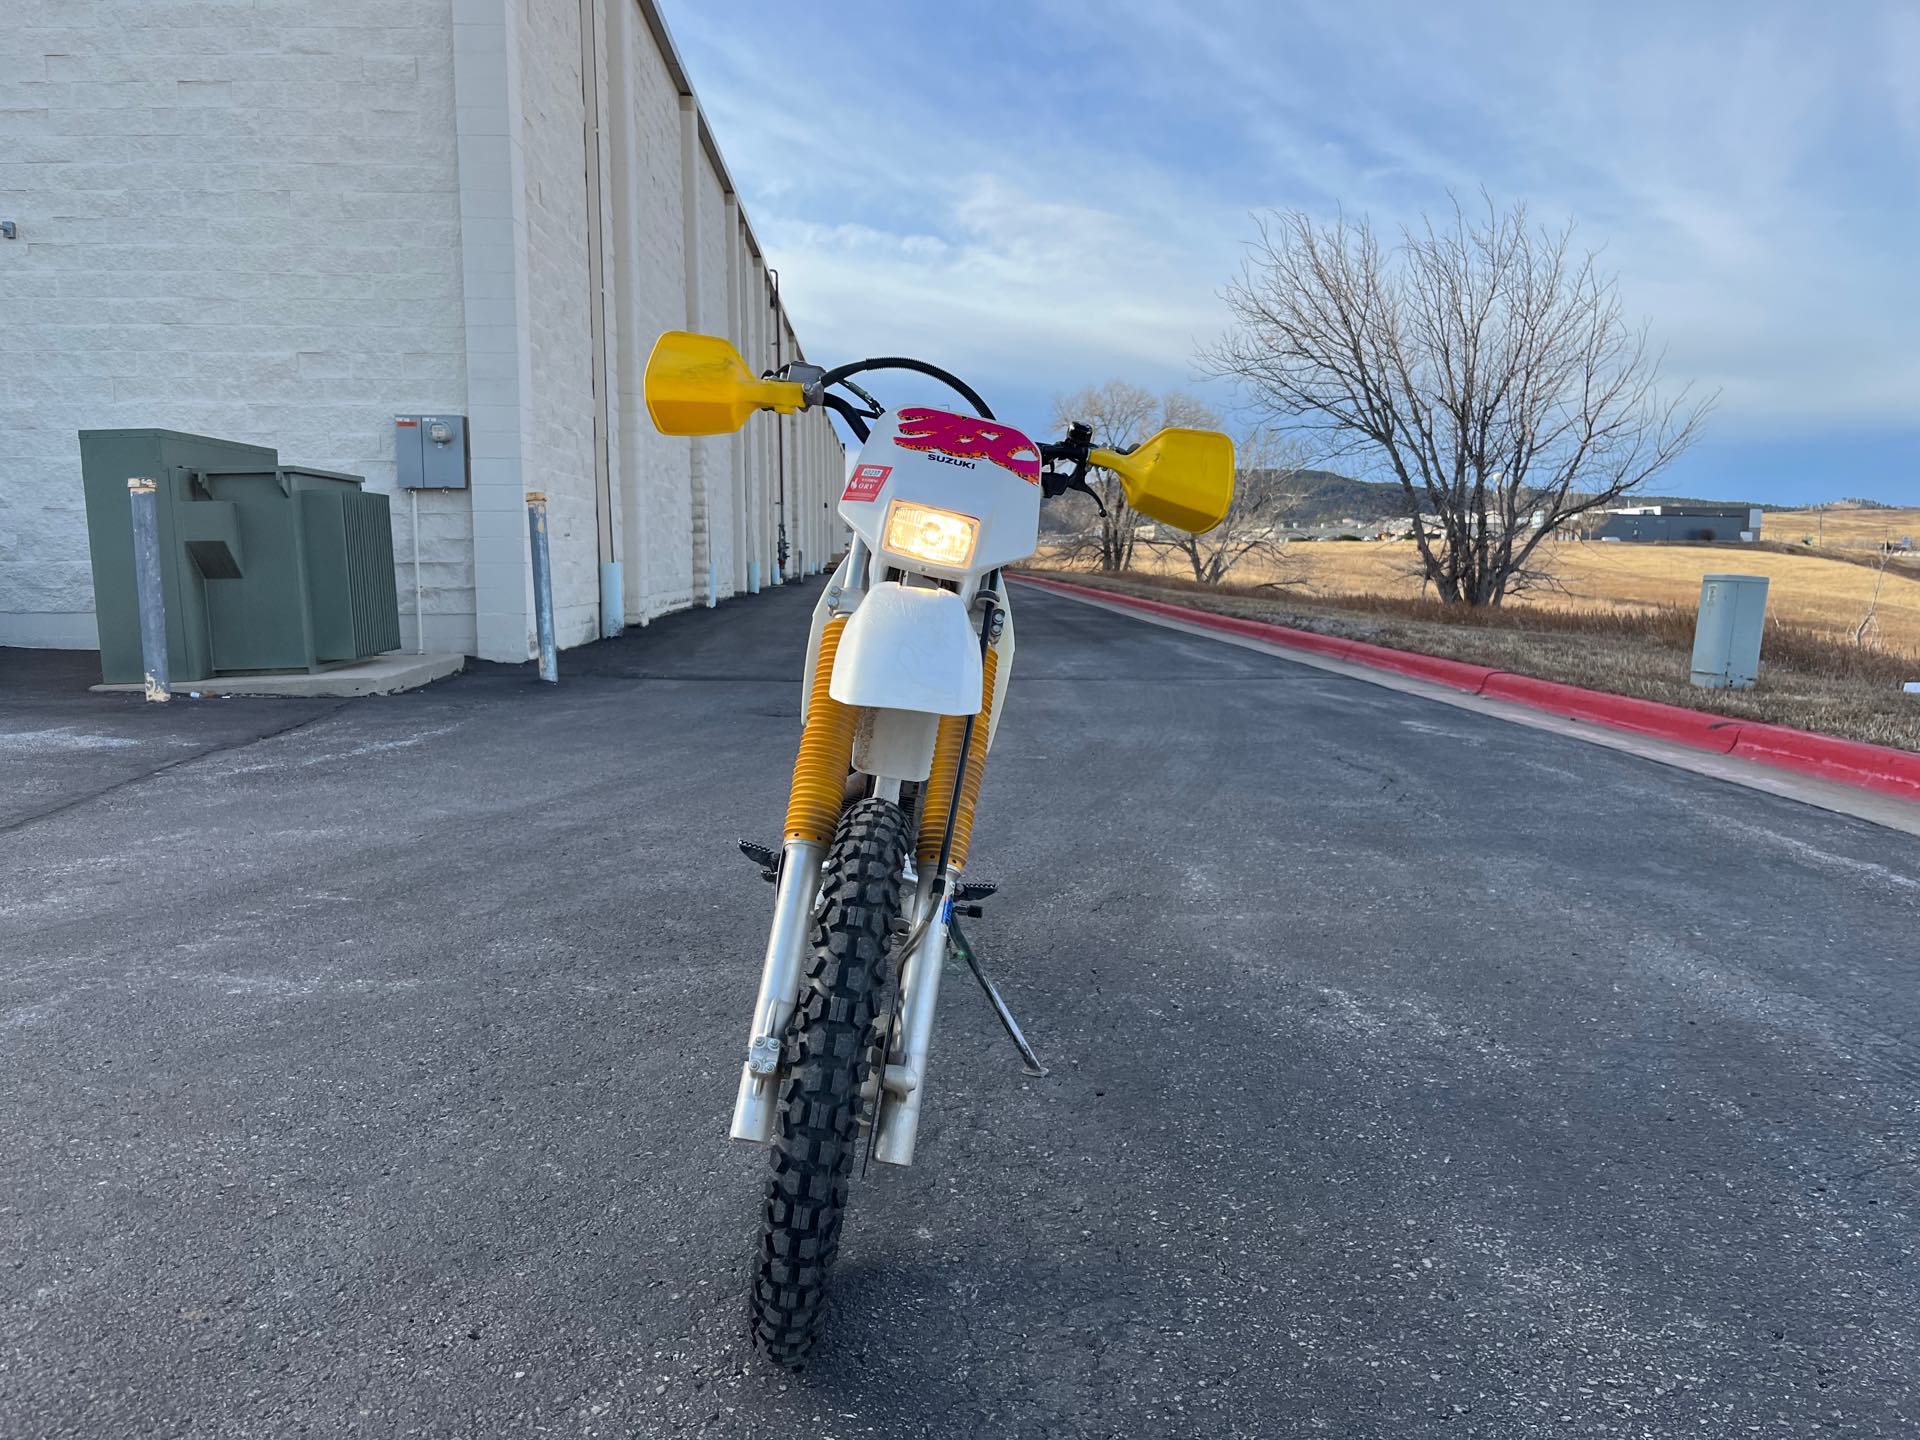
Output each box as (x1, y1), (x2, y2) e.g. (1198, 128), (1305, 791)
(749, 797), (911, 1369)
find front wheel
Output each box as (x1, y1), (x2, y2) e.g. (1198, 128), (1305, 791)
(749, 796), (910, 1368)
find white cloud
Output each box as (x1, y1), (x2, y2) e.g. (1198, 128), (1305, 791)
(662, 0), (1920, 440)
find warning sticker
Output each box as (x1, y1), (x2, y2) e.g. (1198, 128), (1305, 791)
(842, 463), (892, 503)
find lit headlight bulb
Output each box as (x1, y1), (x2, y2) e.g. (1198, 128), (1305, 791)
(883, 500), (979, 568)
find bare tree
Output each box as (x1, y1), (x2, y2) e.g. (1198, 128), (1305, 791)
(1050, 382), (1208, 572)
(1854, 547), (1895, 647)
(1204, 197), (1713, 604)
(1152, 427), (1311, 586)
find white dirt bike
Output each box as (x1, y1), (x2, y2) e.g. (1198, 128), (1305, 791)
(644, 331), (1235, 1367)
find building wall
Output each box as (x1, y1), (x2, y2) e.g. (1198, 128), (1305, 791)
(782, 314), (824, 577)
(694, 153), (732, 604)
(739, 220), (766, 590)
(1595, 510), (1762, 544)
(515, 0), (599, 647)
(606, 0), (694, 622)
(0, 0), (845, 657)
(742, 236), (771, 585)
(0, 0), (472, 650)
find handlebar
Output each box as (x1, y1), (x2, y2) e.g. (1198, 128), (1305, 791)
(776, 352), (1105, 503)
(644, 330), (1232, 534)
(815, 357), (996, 420)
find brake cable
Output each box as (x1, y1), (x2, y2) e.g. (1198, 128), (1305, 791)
(822, 392), (873, 442)
(816, 357), (995, 420)
(836, 377), (884, 417)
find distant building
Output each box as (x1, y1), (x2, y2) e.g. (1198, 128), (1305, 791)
(1594, 506), (1763, 544)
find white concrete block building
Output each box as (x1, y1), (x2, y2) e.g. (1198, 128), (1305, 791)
(0, 0), (846, 660)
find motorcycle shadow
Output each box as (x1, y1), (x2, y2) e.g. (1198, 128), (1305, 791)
(773, 1245), (1159, 1394)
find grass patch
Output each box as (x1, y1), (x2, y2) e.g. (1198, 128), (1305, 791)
(1022, 566), (1920, 753)
(1103, 536), (1920, 651)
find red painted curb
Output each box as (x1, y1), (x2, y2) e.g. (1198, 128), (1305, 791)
(1346, 644), (1499, 693)
(1477, 672), (1743, 753)
(1014, 573), (1920, 803)
(1731, 720), (1920, 795)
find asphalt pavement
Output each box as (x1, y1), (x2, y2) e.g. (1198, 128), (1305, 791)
(3, 579), (1918, 1438)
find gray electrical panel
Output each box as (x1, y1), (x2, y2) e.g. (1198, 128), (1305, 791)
(395, 413), (468, 489)
(1690, 573), (1769, 690)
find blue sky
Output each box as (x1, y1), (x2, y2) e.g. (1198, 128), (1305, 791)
(658, 1), (1919, 506)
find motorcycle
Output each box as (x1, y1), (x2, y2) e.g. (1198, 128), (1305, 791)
(643, 330), (1235, 1367)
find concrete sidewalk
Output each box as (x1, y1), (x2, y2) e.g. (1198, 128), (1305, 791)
(88, 650), (466, 699)
(4, 579), (1918, 1437)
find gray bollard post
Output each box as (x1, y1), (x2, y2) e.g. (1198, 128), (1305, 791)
(126, 476), (171, 703)
(527, 491), (557, 683)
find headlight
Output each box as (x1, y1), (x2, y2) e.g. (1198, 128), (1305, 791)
(883, 500), (979, 568)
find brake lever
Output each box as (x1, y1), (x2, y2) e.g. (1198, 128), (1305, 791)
(1042, 461), (1106, 516)
(1040, 422), (1105, 514)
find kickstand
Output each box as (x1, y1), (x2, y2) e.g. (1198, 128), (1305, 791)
(947, 917), (1049, 1078)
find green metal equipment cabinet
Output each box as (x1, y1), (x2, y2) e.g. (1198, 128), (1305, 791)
(80, 429), (402, 685)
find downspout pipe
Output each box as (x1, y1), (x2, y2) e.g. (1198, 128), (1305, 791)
(579, 0), (621, 638)
(769, 267), (788, 584)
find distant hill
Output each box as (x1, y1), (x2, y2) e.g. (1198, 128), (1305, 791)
(1257, 470), (1769, 528)
(1269, 470), (1404, 525)
(1051, 459), (1875, 532)
(1767, 497), (1898, 513)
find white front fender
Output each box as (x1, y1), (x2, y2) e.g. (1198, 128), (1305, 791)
(829, 582), (982, 716)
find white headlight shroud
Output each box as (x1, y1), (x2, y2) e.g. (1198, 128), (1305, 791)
(836, 407), (1044, 581)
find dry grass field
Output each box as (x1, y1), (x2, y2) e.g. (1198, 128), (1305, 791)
(1107, 529), (1920, 657)
(1765, 505), (1920, 554)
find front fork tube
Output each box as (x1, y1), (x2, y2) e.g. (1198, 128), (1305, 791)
(730, 850), (953, 1164)
(871, 868), (955, 1168)
(728, 838), (824, 1143)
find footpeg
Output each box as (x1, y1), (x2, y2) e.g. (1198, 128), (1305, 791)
(951, 880), (996, 918)
(738, 839), (779, 883)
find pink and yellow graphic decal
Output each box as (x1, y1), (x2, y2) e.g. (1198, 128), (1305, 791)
(892, 407), (1041, 484)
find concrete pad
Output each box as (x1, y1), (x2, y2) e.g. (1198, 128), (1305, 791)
(89, 651), (465, 698)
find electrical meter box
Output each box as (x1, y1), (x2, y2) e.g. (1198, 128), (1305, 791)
(395, 414), (468, 489)
(1690, 573), (1769, 690)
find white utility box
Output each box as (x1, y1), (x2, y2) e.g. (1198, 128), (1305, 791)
(1690, 574), (1769, 690)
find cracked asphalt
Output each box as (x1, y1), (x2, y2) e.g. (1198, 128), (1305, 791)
(3, 578), (1918, 1438)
